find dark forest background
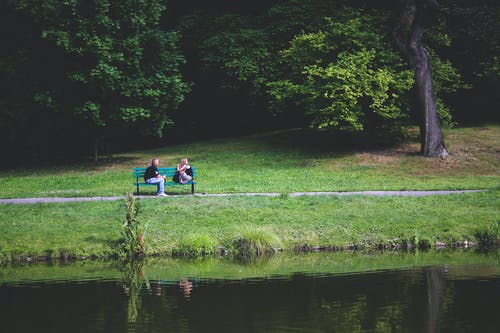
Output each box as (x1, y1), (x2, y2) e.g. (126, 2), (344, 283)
(1, 0), (498, 163)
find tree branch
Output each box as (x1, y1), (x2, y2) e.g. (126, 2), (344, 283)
(393, 0), (416, 61)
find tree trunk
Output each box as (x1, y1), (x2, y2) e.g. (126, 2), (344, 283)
(94, 136), (99, 162)
(394, 0), (449, 158)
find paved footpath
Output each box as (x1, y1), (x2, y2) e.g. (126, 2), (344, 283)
(0, 190), (485, 204)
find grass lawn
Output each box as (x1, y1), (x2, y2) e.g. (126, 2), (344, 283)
(0, 124), (498, 261)
(0, 190), (498, 261)
(0, 125), (498, 198)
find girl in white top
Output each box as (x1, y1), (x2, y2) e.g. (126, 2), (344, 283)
(177, 158), (193, 184)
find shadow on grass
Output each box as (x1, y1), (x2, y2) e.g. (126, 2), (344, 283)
(133, 191), (195, 197)
(251, 127), (421, 156)
(0, 155), (139, 172)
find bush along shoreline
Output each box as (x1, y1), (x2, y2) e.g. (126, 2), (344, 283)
(1, 231), (498, 264)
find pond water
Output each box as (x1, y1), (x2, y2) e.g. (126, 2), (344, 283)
(1, 250), (499, 333)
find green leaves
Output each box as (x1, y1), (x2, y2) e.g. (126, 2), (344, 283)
(200, 22), (274, 96)
(189, 2), (466, 135)
(77, 101), (104, 127)
(119, 107), (151, 122)
(121, 192), (145, 259)
(15, 0), (188, 137)
(269, 10), (414, 131)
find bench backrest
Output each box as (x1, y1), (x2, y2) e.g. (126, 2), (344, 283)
(133, 167), (197, 179)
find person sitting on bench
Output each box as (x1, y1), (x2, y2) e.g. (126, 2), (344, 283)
(144, 158), (167, 196)
(176, 158), (193, 184)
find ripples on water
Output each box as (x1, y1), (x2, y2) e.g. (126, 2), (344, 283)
(0, 251), (499, 333)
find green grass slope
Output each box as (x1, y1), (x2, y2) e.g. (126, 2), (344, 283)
(0, 190), (498, 261)
(0, 125), (498, 198)
(0, 125), (498, 261)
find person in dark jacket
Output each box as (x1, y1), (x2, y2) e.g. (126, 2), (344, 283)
(144, 158), (167, 196)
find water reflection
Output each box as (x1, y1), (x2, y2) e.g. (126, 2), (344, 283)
(0, 250), (499, 333)
(121, 261), (145, 324)
(425, 267), (447, 333)
(178, 279), (194, 299)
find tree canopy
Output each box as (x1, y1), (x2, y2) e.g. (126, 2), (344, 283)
(178, 0), (472, 136)
(1, 0), (188, 160)
(0, 0), (497, 161)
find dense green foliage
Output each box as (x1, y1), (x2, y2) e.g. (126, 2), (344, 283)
(438, 0), (500, 122)
(187, 1), (468, 134)
(18, 0), (188, 134)
(0, 0), (497, 161)
(267, 9), (415, 131)
(0, 0), (188, 159)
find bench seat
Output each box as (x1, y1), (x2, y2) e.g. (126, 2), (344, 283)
(133, 167), (196, 195)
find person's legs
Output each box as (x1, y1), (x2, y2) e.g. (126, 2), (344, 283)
(180, 173), (192, 184)
(158, 178), (165, 194)
(146, 177), (165, 195)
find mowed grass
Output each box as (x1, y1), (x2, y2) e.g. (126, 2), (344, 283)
(0, 190), (498, 261)
(0, 125), (498, 198)
(0, 125), (498, 260)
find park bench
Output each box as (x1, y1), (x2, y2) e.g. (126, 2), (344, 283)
(133, 167), (197, 195)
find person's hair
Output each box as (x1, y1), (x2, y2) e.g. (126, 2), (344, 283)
(180, 158), (188, 165)
(152, 158), (159, 165)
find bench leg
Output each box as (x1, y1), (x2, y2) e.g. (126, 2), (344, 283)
(191, 182), (195, 195)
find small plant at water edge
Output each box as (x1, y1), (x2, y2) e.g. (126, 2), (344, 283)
(474, 221), (500, 249)
(121, 193), (145, 259)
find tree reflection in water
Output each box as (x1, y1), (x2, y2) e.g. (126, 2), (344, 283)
(108, 253), (499, 333)
(425, 266), (448, 333)
(122, 259), (197, 331)
(121, 260), (145, 325)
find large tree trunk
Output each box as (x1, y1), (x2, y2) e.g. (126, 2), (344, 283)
(394, 0), (449, 158)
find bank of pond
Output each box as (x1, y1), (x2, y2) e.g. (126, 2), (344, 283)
(1, 190), (499, 263)
(0, 250), (498, 333)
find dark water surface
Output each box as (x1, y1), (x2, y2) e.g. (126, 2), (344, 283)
(1, 250), (499, 333)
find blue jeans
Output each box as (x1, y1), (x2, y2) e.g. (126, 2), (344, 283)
(146, 177), (165, 195)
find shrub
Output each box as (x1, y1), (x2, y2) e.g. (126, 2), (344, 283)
(474, 221), (500, 248)
(173, 233), (217, 257)
(232, 226), (282, 257)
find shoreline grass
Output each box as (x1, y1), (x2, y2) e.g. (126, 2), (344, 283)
(0, 190), (498, 262)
